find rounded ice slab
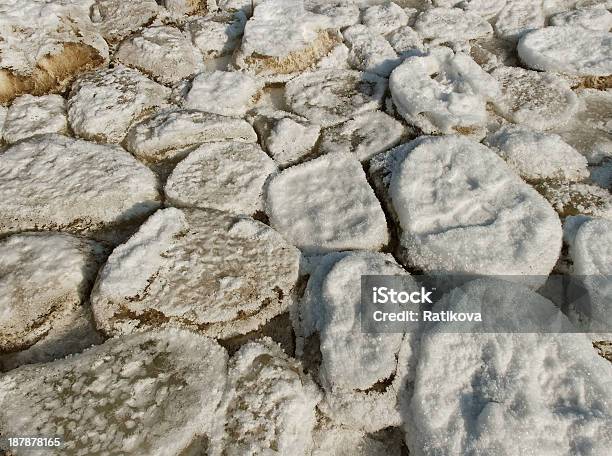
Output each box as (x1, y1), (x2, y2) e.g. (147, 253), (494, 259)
(405, 278), (612, 456)
(550, 7), (612, 31)
(90, 0), (160, 43)
(68, 65), (170, 143)
(165, 141), (277, 215)
(265, 152), (389, 254)
(91, 207), (300, 339)
(390, 48), (500, 135)
(492, 66), (579, 131)
(389, 136), (562, 284)
(216, 338), (321, 455)
(432, 0), (506, 19)
(0, 233), (100, 354)
(342, 24), (400, 77)
(114, 26), (203, 85)
(125, 109), (257, 164)
(285, 69), (387, 128)
(0, 0), (109, 105)
(0, 134), (160, 239)
(518, 26), (612, 76)
(299, 251), (417, 432)
(0, 329), (228, 456)
(2, 94), (67, 144)
(494, 0), (544, 42)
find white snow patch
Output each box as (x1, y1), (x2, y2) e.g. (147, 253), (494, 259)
(2, 94), (67, 144)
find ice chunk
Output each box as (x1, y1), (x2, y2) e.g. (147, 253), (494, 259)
(265, 152), (389, 253)
(404, 278), (612, 456)
(492, 66), (579, 131)
(165, 141), (277, 214)
(550, 6), (612, 30)
(432, 0), (506, 19)
(0, 233), (101, 355)
(0, 328), (228, 455)
(285, 69), (387, 127)
(361, 2), (410, 35)
(91, 207), (300, 339)
(161, 0), (217, 15)
(312, 426), (402, 456)
(0, 0), (109, 105)
(342, 25), (401, 76)
(518, 26), (612, 76)
(185, 11), (247, 58)
(390, 47), (500, 135)
(250, 108), (321, 167)
(182, 70), (263, 117)
(215, 338), (321, 455)
(386, 26), (426, 58)
(318, 111), (406, 162)
(414, 7), (493, 45)
(388, 136), (562, 284)
(495, 0), (545, 42)
(2, 94), (67, 144)
(0, 134), (160, 239)
(126, 109), (257, 164)
(305, 0), (361, 29)
(114, 26), (203, 85)
(485, 126), (589, 182)
(233, 0), (341, 81)
(68, 65), (170, 143)
(590, 161), (612, 190)
(535, 181), (612, 218)
(90, 0), (159, 42)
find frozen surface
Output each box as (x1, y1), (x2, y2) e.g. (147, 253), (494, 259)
(0, 233), (100, 353)
(495, 0), (545, 42)
(485, 125), (589, 182)
(90, 0), (160, 42)
(405, 278), (612, 456)
(361, 2), (409, 35)
(389, 136), (562, 283)
(492, 66), (579, 131)
(0, 0), (109, 105)
(414, 7), (493, 44)
(216, 338), (321, 455)
(91, 207), (301, 339)
(162, 0), (217, 15)
(433, 0), (506, 19)
(518, 26), (612, 76)
(342, 24), (401, 76)
(265, 152), (389, 253)
(185, 11), (246, 58)
(0, 328), (228, 456)
(537, 181), (612, 218)
(2, 94), (67, 144)
(387, 26), (425, 57)
(305, 0), (360, 29)
(318, 111), (405, 162)
(68, 65), (170, 143)
(125, 109), (257, 164)
(183, 70), (263, 117)
(390, 47), (500, 135)
(285, 69), (387, 127)
(165, 141), (277, 214)
(0, 134), (160, 238)
(312, 426), (401, 456)
(550, 7), (612, 30)
(114, 26), (203, 85)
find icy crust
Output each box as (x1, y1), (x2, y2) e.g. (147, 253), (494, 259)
(91, 207), (301, 339)
(90, 0), (160, 42)
(518, 26), (612, 76)
(162, 0), (217, 15)
(387, 26), (425, 58)
(0, 0), (109, 105)
(492, 66), (579, 131)
(0, 233), (100, 354)
(285, 69), (387, 128)
(216, 338), (321, 455)
(570, 218), (612, 331)
(114, 26), (203, 85)
(249, 108), (321, 167)
(318, 111), (405, 162)
(265, 152), (389, 254)
(433, 0), (506, 19)
(389, 136), (562, 284)
(234, 0), (341, 80)
(414, 7), (493, 45)
(68, 65), (170, 143)
(550, 7), (612, 30)
(495, 0), (545, 42)
(182, 70), (263, 117)
(2, 94), (67, 144)
(405, 278), (612, 456)
(0, 328), (228, 456)
(0, 134), (160, 239)
(312, 426), (401, 456)
(185, 11), (247, 58)
(165, 141), (277, 215)
(389, 48), (501, 135)
(361, 3), (409, 35)
(485, 126), (589, 182)
(126, 109), (256, 165)
(305, 0), (360, 29)
(342, 25), (401, 77)
(536, 181), (612, 218)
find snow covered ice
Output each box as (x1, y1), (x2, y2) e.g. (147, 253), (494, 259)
(2, 94), (67, 144)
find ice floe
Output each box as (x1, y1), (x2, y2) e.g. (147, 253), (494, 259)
(2, 94), (67, 144)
